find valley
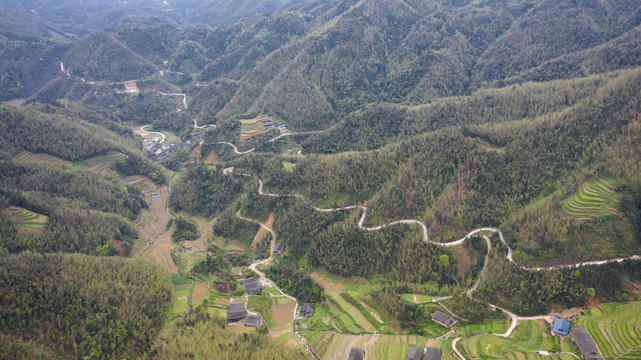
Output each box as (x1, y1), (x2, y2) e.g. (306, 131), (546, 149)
(2, 0), (641, 359)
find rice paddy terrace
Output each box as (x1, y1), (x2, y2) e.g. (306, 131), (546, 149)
(8, 206), (48, 231)
(75, 151), (128, 174)
(576, 301), (641, 359)
(240, 116), (274, 141)
(563, 179), (620, 219)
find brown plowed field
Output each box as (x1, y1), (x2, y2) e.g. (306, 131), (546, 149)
(252, 211), (275, 248)
(311, 272), (346, 292)
(193, 282), (207, 300)
(272, 300), (295, 328)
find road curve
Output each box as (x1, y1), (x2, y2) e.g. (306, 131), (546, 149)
(140, 125), (167, 144)
(229, 170), (640, 274)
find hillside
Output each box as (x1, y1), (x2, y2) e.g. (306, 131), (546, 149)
(2, 0), (641, 359)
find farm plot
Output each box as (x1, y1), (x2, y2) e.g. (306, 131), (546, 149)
(13, 151), (72, 168)
(271, 297), (295, 333)
(563, 179), (620, 218)
(576, 301), (641, 359)
(8, 206), (48, 231)
(75, 151), (128, 174)
(369, 334), (428, 360)
(240, 116), (273, 141)
(329, 292), (377, 333)
(457, 320), (575, 360)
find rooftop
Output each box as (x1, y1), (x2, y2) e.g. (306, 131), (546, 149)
(552, 317), (571, 336)
(348, 347), (364, 360)
(243, 314), (262, 327)
(572, 327), (603, 360)
(406, 346), (424, 360)
(425, 347), (441, 360)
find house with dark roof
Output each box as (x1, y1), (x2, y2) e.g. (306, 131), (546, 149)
(425, 347), (441, 360)
(227, 309), (247, 322)
(261, 117), (273, 128)
(572, 327), (603, 360)
(243, 314), (262, 327)
(277, 122), (287, 133)
(301, 303), (315, 318)
(274, 242), (286, 255)
(552, 317), (571, 336)
(228, 301), (246, 312)
(406, 346), (424, 360)
(348, 347), (364, 360)
(241, 277), (264, 295)
(430, 310), (454, 327)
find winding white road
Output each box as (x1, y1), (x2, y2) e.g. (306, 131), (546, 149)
(204, 130), (327, 155)
(139, 125), (167, 144)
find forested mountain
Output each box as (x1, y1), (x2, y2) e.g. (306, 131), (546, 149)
(2, 0), (641, 358)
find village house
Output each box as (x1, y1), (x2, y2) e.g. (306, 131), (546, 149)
(301, 303), (315, 318)
(406, 346), (424, 360)
(261, 117), (274, 129)
(348, 347), (364, 360)
(243, 314), (262, 327)
(571, 327), (603, 360)
(226, 301), (247, 322)
(241, 277), (264, 295)
(276, 122), (287, 133)
(425, 347), (441, 360)
(430, 310), (454, 328)
(551, 317), (571, 336)
(273, 242), (286, 255)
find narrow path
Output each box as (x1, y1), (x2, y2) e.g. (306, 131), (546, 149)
(234, 211), (316, 358)
(452, 337), (465, 360)
(206, 129), (327, 155)
(139, 125), (167, 143)
(156, 91), (188, 109)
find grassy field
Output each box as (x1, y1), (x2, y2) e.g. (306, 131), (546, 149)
(402, 294), (432, 303)
(576, 302), (641, 359)
(240, 116), (273, 141)
(171, 277), (194, 318)
(456, 320), (576, 359)
(370, 334), (428, 360)
(8, 206), (48, 231)
(563, 179), (620, 218)
(248, 292), (273, 328)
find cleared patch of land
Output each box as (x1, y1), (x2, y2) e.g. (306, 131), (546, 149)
(13, 150), (72, 168)
(563, 179), (620, 219)
(240, 116), (273, 141)
(8, 206), (48, 231)
(311, 272), (346, 292)
(576, 301), (641, 359)
(192, 282), (207, 300)
(271, 298), (295, 332)
(75, 151), (128, 174)
(252, 211), (275, 248)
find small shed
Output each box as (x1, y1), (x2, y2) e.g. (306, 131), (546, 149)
(301, 303), (315, 318)
(274, 242), (286, 255)
(243, 314), (262, 327)
(406, 346), (424, 360)
(572, 327), (603, 360)
(425, 347), (441, 360)
(552, 317), (571, 336)
(347, 347), (364, 360)
(430, 310), (454, 327)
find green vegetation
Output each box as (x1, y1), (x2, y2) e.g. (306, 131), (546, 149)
(7, 206), (48, 231)
(457, 321), (575, 360)
(170, 217), (199, 242)
(0, 252), (172, 359)
(151, 308), (306, 359)
(576, 302), (641, 359)
(563, 179), (621, 218)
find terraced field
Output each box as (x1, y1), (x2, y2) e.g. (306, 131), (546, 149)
(576, 302), (641, 359)
(369, 334), (429, 360)
(240, 116), (273, 141)
(563, 179), (620, 219)
(13, 150), (72, 168)
(8, 206), (48, 231)
(75, 151), (128, 174)
(457, 320), (576, 360)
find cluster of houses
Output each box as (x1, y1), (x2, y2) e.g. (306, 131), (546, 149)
(225, 301), (262, 327)
(260, 117), (288, 134)
(146, 140), (191, 163)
